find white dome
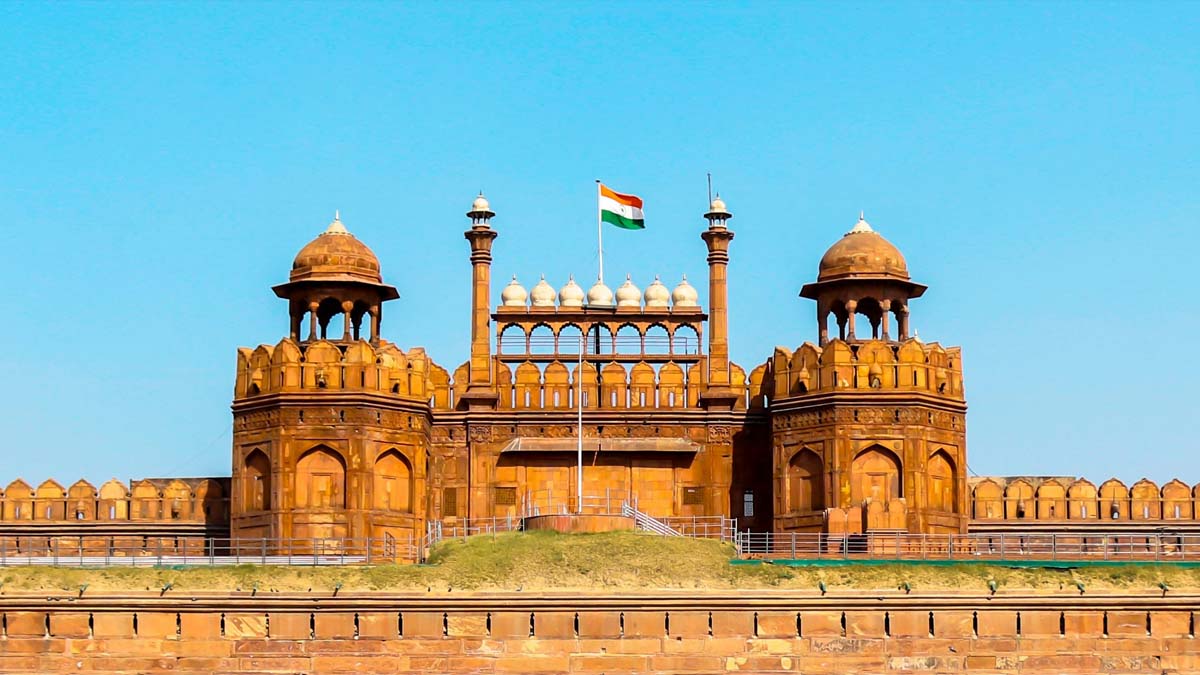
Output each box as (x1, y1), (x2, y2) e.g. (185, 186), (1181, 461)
(672, 274), (700, 307)
(529, 274), (556, 307)
(500, 275), (527, 307)
(559, 276), (585, 307)
(471, 193), (491, 212)
(587, 278), (614, 306)
(615, 274), (641, 307)
(644, 275), (670, 308)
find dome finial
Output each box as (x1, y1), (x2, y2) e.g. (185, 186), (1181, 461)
(325, 210), (349, 235)
(847, 211), (874, 234)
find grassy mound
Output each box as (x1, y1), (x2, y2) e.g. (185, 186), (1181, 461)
(2, 530), (1198, 593)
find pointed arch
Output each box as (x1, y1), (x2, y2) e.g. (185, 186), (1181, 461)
(296, 445), (346, 508)
(1131, 478), (1161, 520)
(927, 450), (956, 513)
(787, 448), (824, 513)
(67, 480), (97, 521)
(244, 449), (271, 512)
(1004, 479), (1034, 519)
(971, 479), (1002, 519)
(1067, 479), (1098, 519)
(1162, 479), (1192, 520)
(1035, 479), (1066, 519)
(850, 445), (902, 504)
(374, 449), (413, 513)
(1098, 478), (1129, 520)
(98, 479), (129, 520)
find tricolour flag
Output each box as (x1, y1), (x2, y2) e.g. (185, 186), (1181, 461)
(599, 184), (645, 230)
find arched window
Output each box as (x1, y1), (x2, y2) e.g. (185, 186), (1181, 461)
(788, 449), (824, 512)
(927, 450), (956, 512)
(244, 449), (271, 511)
(374, 449), (413, 513)
(851, 445), (902, 504)
(296, 446), (346, 508)
(672, 325), (700, 355)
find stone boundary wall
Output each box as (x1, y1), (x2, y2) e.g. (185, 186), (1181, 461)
(0, 592), (1197, 673)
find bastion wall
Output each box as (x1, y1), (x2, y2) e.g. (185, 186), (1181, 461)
(0, 591), (1196, 673)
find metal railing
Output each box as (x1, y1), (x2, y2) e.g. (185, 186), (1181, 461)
(497, 334), (701, 356)
(0, 536), (420, 567)
(735, 531), (1200, 562)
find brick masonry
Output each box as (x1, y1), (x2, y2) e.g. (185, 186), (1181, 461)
(0, 594), (1197, 673)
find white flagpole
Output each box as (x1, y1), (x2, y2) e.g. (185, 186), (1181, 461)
(577, 332), (584, 514)
(596, 179), (604, 283)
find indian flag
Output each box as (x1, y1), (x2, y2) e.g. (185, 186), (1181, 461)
(599, 183), (645, 230)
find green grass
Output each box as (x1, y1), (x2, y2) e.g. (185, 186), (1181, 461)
(2, 530), (1199, 593)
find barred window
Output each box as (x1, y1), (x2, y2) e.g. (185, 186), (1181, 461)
(443, 487), (458, 517)
(495, 487), (517, 506)
(682, 487), (704, 505)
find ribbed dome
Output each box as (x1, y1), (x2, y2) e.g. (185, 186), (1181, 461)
(615, 275), (641, 307)
(529, 275), (556, 307)
(644, 275), (670, 308)
(587, 278), (614, 307)
(290, 213), (383, 283)
(559, 276), (585, 307)
(817, 214), (909, 282)
(500, 275), (528, 307)
(672, 275), (699, 307)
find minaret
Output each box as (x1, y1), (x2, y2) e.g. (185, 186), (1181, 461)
(700, 194), (738, 407)
(461, 193), (499, 409)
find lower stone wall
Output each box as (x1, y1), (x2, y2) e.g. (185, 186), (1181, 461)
(0, 597), (1197, 673)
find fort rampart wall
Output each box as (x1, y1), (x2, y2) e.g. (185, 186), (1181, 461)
(0, 591), (1196, 673)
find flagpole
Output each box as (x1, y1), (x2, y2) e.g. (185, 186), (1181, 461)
(595, 179), (604, 283)
(576, 332), (584, 514)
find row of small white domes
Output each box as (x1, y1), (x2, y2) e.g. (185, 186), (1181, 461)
(502, 274), (699, 308)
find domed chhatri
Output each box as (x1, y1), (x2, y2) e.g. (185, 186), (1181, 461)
(290, 212), (384, 283)
(615, 274), (642, 308)
(816, 213), (909, 282)
(644, 275), (670, 308)
(529, 275), (556, 307)
(672, 274), (699, 307)
(558, 276), (585, 307)
(500, 275), (528, 307)
(587, 278), (615, 307)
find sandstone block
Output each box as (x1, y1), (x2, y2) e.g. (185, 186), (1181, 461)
(667, 610), (710, 638)
(489, 611), (533, 638)
(313, 612), (357, 639)
(570, 654), (650, 671)
(493, 654), (572, 672)
(933, 610), (974, 638)
(1063, 610), (1101, 636)
(48, 613), (90, 638)
(975, 611), (1017, 637)
(179, 612), (221, 639)
(1017, 610), (1061, 636)
(575, 611), (622, 639)
(3, 612), (47, 638)
(446, 612), (489, 638)
(268, 612), (312, 639)
(712, 610), (754, 637)
(135, 612), (179, 639)
(888, 610), (930, 637)
(401, 612), (447, 638)
(1107, 610), (1149, 636)
(1151, 611), (1193, 638)
(620, 610), (665, 637)
(844, 611), (884, 637)
(223, 613), (268, 639)
(800, 610), (843, 636)
(531, 611), (575, 639)
(755, 611), (799, 638)
(356, 611), (399, 639)
(91, 612), (135, 638)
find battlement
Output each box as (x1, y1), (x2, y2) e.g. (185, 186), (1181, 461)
(468, 358), (751, 411)
(971, 476), (1200, 521)
(0, 477), (228, 523)
(761, 338), (964, 402)
(234, 338), (452, 409)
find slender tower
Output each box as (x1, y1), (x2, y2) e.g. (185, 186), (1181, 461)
(700, 194), (738, 408)
(460, 193), (500, 409)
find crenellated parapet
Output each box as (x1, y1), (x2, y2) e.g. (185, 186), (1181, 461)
(763, 338), (964, 403)
(457, 359), (750, 411)
(971, 476), (1200, 522)
(234, 338), (452, 410)
(0, 477), (228, 524)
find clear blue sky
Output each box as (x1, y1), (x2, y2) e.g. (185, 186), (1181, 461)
(1, 2), (1197, 486)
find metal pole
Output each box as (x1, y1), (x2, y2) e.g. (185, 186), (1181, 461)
(577, 333), (584, 514)
(596, 180), (604, 283)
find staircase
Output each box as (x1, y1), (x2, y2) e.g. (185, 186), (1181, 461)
(622, 502), (681, 537)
